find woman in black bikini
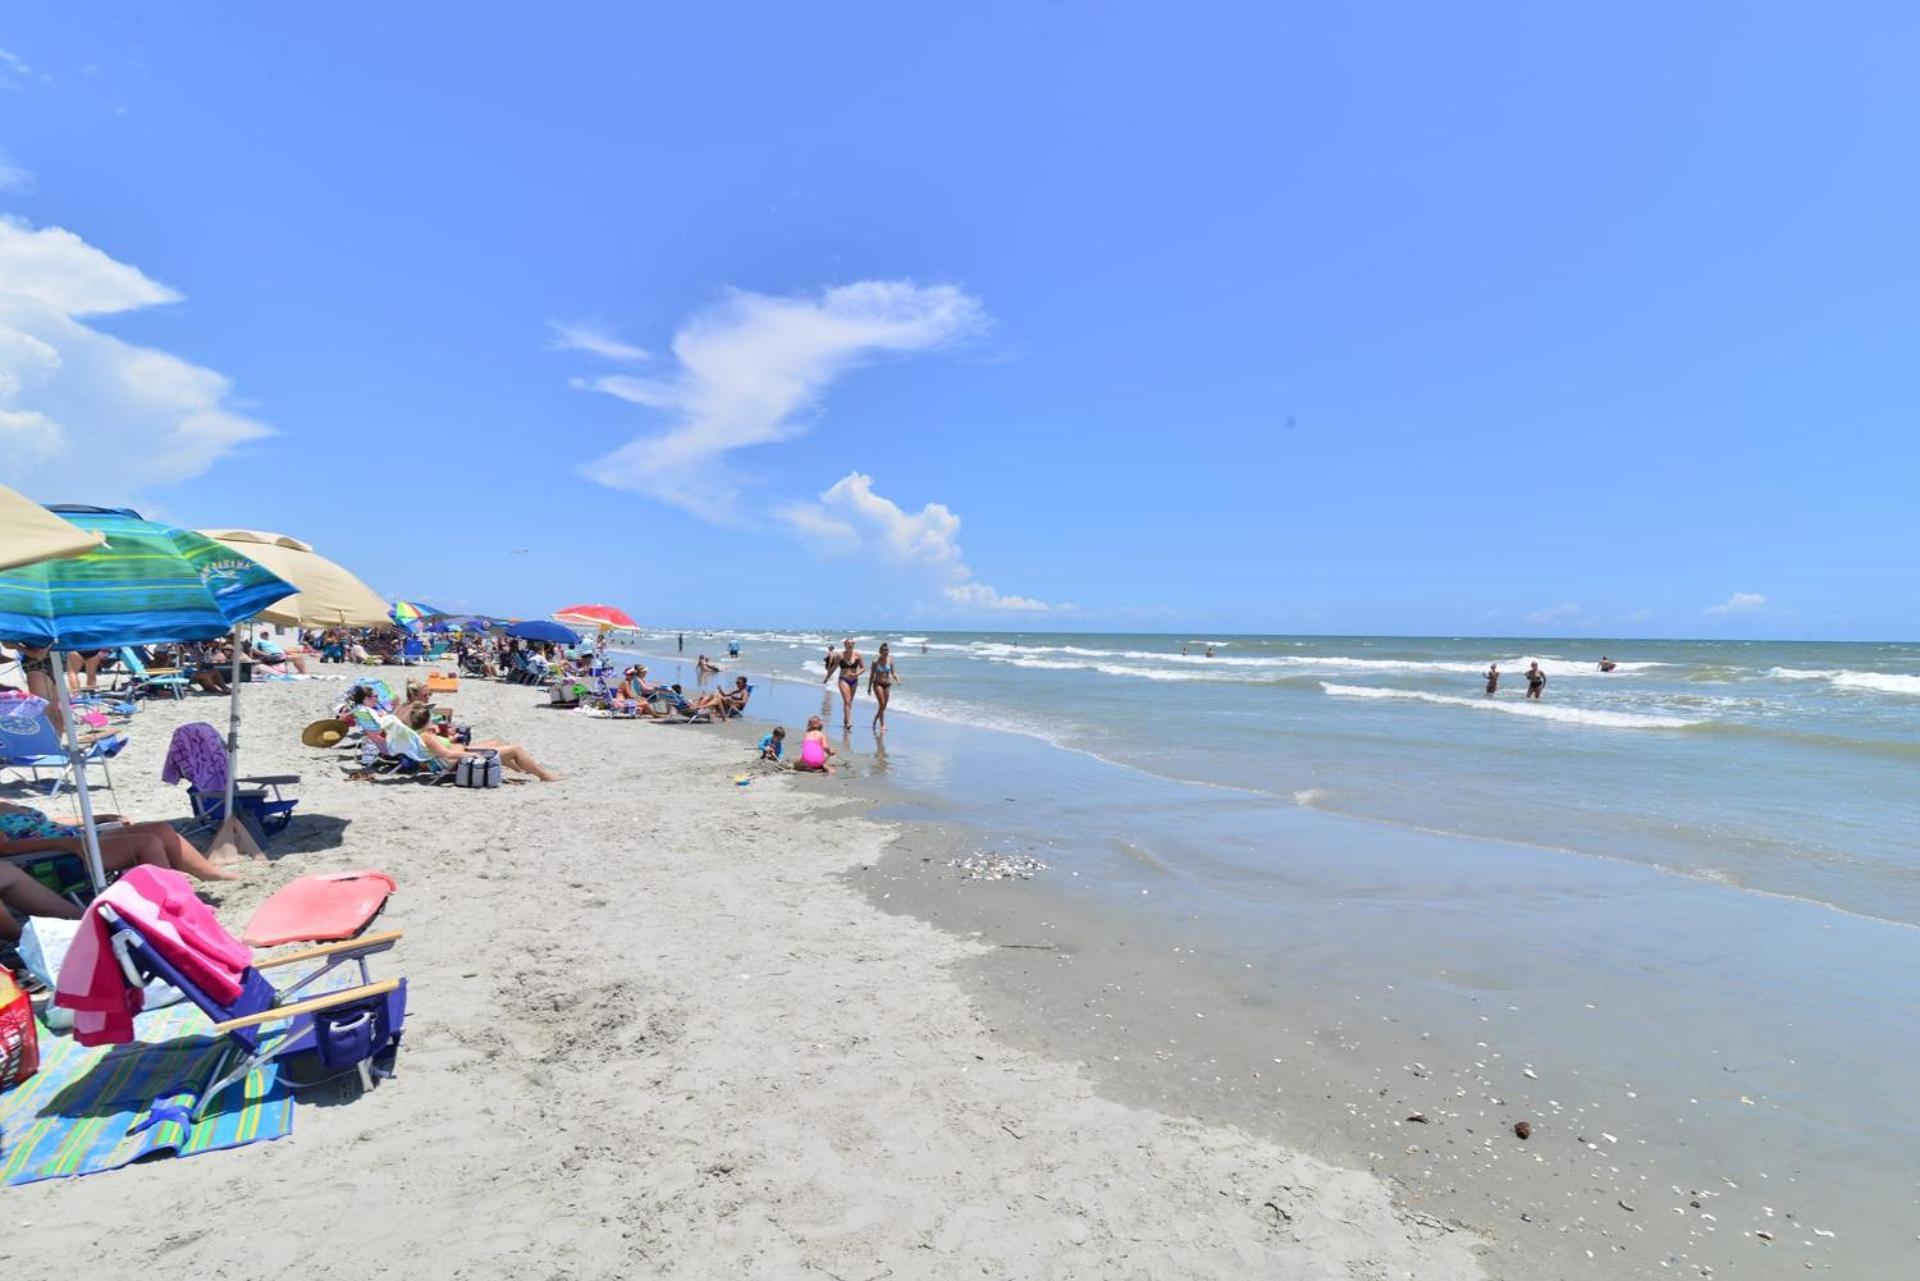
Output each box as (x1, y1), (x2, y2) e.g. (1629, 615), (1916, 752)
(868, 642), (898, 731)
(824, 637), (864, 730)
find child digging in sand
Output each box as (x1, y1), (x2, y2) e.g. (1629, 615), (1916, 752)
(759, 726), (785, 761)
(796, 717), (835, 774)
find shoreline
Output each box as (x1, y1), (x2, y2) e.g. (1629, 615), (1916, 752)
(623, 650), (1914, 1279)
(9, 669), (1482, 1279)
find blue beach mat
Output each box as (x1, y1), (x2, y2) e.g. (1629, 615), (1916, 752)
(1, 1000), (291, 1186)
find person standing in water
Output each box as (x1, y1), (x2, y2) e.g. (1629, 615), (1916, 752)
(868, 642), (898, 731)
(824, 637), (864, 730)
(1484, 663), (1500, 696)
(1525, 661), (1546, 700)
(677, 632), (684, 653)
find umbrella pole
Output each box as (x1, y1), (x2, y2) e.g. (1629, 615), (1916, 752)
(50, 650), (109, 891)
(224, 622), (242, 822)
(206, 622), (263, 863)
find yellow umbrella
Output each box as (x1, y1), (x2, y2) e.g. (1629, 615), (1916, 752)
(193, 528), (390, 865)
(197, 529), (390, 627)
(0, 483), (103, 570)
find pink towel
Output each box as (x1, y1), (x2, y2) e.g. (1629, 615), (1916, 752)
(161, 721), (229, 794)
(55, 865), (252, 1046)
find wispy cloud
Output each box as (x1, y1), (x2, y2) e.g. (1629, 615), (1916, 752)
(571, 280), (985, 521)
(1524, 602), (1583, 625)
(0, 216), (271, 498)
(1703, 591), (1767, 618)
(1624, 607), (1655, 623)
(548, 320), (648, 363)
(781, 472), (1054, 612)
(0, 48), (30, 89)
(0, 149), (33, 193)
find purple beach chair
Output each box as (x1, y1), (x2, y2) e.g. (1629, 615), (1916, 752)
(96, 904), (408, 1120)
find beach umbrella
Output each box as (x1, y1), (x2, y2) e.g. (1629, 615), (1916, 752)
(504, 619), (580, 645)
(389, 600), (443, 630)
(0, 506), (295, 888)
(552, 603), (638, 631)
(0, 484), (103, 571)
(196, 529), (391, 860)
(198, 529), (390, 629)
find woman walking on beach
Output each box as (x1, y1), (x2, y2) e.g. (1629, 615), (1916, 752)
(824, 638), (864, 730)
(868, 642), (898, 731)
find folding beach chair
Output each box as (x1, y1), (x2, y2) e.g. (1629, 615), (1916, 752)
(95, 901), (407, 1118)
(162, 725), (301, 846)
(118, 647), (192, 702)
(0, 700), (125, 808)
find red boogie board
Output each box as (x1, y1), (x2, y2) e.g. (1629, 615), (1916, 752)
(243, 869), (396, 947)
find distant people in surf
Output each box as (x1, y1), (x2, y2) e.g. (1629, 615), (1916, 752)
(1598, 656), (1616, 673)
(1526, 662), (1546, 701)
(1484, 663), (1500, 696)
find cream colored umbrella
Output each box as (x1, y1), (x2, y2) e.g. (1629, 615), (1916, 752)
(0, 483), (103, 570)
(193, 529), (390, 863)
(197, 529), (390, 628)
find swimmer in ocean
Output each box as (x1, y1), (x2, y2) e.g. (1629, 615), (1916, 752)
(1485, 663), (1500, 696)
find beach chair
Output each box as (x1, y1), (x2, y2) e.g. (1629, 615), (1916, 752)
(162, 726), (301, 846)
(95, 901), (407, 1118)
(0, 700), (125, 808)
(118, 647), (192, 702)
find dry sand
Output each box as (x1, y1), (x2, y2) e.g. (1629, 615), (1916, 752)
(7, 670), (1484, 1279)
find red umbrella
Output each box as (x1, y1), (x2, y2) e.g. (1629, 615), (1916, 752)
(552, 603), (638, 631)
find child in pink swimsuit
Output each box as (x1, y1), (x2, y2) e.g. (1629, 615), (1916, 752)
(796, 716), (835, 773)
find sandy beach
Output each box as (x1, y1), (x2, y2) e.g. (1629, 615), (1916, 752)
(6, 671), (1483, 1279)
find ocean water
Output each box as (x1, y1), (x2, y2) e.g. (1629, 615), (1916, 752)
(638, 631), (1920, 926)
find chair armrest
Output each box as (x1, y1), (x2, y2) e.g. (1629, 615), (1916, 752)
(238, 774), (302, 786)
(253, 928), (404, 969)
(212, 977), (400, 1033)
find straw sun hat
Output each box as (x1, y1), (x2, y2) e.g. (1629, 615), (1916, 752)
(301, 717), (351, 748)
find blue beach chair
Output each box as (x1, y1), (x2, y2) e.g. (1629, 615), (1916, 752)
(96, 903), (408, 1119)
(119, 648), (193, 702)
(0, 701), (125, 807)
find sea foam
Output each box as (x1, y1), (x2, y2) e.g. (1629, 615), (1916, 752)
(1767, 667), (1920, 697)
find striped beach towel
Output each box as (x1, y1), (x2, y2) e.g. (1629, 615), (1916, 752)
(0, 999), (291, 1185)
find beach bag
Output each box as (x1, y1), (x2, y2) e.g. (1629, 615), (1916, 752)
(455, 749), (501, 789)
(0, 971), (38, 1091)
(427, 672), (459, 693)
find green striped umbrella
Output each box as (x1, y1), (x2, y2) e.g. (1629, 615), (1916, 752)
(0, 506), (296, 649)
(0, 506), (295, 890)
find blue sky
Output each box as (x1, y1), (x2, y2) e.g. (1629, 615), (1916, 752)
(1, 5), (1915, 639)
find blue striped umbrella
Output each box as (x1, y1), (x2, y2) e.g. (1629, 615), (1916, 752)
(0, 506), (296, 649)
(0, 506), (296, 891)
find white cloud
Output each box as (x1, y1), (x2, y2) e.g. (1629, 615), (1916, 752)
(1703, 591), (1767, 618)
(0, 216), (271, 498)
(1624, 607), (1655, 623)
(548, 321), (648, 363)
(0, 149), (33, 193)
(1525, 602), (1583, 625)
(572, 280), (985, 521)
(782, 472), (1054, 613)
(0, 48), (30, 88)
